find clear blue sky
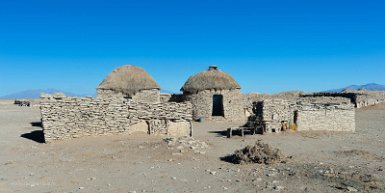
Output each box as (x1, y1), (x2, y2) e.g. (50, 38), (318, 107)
(1, 0), (384, 95)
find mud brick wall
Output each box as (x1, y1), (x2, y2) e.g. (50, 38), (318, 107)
(40, 95), (193, 142)
(295, 103), (355, 132)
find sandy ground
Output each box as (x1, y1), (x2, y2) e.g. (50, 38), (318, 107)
(0, 100), (384, 193)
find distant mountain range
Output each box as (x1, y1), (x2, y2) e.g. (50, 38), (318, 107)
(326, 83), (385, 92)
(0, 89), (95, 99)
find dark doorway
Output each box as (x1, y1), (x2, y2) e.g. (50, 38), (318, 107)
(212, 95), (224, 116)
(294, 110), (298, 125)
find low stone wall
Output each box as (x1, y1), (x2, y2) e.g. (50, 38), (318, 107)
(242, 91), (305, 115)
(296, 103), (355, 132)
(259, 99), (292, 133)
(251, 99), (355, 133)
(301, 91), (385, 108)
(40, 95), (193, 142)
(353, 91), (385, 108)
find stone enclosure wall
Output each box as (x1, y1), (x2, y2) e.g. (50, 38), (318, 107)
(296, 103), (355, 132)
(40, 95), (193, 142)
(301, 91), (385, 108)
(251, 99), (355, 133)
(353, 91), (385, 108)
(258, 99), (293, 133)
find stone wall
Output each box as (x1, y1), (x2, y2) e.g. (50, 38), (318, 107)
(97, 89), (160, 103)
(241, 91), (304, 115)
(296, 103), (355, 132)
(183, 89), (246, 121)
(298, 96), (351, 104)
(251, 99), (355, 133)
(301, 91), (385, 108)
(259, 99), (293, 133)
(40, 95), (193, 142)
(352, 91), (385, 108)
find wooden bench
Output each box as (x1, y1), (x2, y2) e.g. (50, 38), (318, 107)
(227, 127), (257, 138)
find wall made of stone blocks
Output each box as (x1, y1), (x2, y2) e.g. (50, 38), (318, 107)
(250, 99), (355, 133)
(296, 103), (355, 132)
(260, 99), (293, 133)
(40, 95), (193, 142)
(353, 91), (385, 108)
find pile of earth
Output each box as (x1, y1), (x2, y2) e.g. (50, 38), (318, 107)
(222, 140), (285, 165)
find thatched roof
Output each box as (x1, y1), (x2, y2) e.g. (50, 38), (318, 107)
(181, 66), (241, 93)
(98, 65), (160, 96)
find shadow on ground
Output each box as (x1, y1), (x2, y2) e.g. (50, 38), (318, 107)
(209, 130), (228, 137)
(209, 130), (256, 137)
(21, 130), (45, 143)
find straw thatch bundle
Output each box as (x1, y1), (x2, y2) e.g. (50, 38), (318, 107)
(181, 66), (241, 93)
(98, 65), (160, 96)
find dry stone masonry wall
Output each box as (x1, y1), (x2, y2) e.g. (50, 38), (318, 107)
(301, 91), (385, 108)
(353, 91), (385, 108)
(259, 99), (293, 133)
(251, 99), (355, 133)
(296, 103), (355, 132)
(40, 94), (193, 142)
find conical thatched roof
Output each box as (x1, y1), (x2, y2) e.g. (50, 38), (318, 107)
(98, 65), (160, 96)
(181, 66), (241, 93)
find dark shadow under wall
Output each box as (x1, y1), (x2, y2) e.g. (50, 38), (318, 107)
(21, 130), (45, 143)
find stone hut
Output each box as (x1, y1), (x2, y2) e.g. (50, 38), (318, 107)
(97, 65), (161, 103)
(181, 66), (245, 121)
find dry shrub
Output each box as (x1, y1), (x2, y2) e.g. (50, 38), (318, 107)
(222, 140), (285, 165)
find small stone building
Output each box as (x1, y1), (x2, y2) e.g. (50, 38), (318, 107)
(97, 65), (160, 103)
(181, 66), (245, 121)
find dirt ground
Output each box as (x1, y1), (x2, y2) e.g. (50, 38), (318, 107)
(0, 100), (384, 193)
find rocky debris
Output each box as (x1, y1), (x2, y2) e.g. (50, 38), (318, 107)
(164, 136), (209, 155)
(273, 185), (284, 191)
(346, 186), (358, 192)
(221, 140), (285, 165)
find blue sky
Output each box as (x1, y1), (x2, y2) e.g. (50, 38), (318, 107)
(0, 0), (384, 95)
